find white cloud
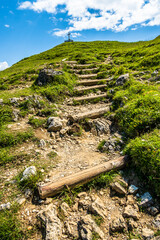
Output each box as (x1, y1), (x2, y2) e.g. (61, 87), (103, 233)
(4, 24), (10, 28)
(0, 62), (9, 71)
(18, 0), (160, 35)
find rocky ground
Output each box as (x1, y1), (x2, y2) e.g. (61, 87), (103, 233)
(0, 62), (160, 240)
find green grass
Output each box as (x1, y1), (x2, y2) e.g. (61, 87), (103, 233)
(124, 129), (160, 196)
(97, 140), (106, 151)
(0, 129), (34, 148)
(28, 116), (46, 128)
(0, 205), (26, 240)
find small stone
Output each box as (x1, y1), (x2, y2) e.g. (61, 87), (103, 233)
(25, 188), (33, 199)
(116, 73), (129, 86)
(123, 205), (139, 220)
(147, 206), (159, 216)
(127, 218), (138, 230)
(39, 139), (46, 148)
(45, 198), (53, 205)
(0, 99), (3, 105)
(142, 228), (154, 239)
(128, 185), (138, 194)
(77, 192), (87, 198)
(16, 197), (26, 205)
(110, 216), (126, 233)
(139, 192), (153, 207)
(60, 202), (71, 217)
(21, 166), (37, 181)
(110, 182), (127, 195)
(0, 202), (11, 211)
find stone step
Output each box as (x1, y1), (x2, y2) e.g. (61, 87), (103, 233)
(68, 106), (110, 122)
(72, 93), (107, 103)
(76, 74), (97, 79)
(75, 84), (107, 92)
(77, 79), (109, 86)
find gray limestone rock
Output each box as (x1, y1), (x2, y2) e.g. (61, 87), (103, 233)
(0, 202), (11, 211)
(142, 228), (154, 240)
(36, 68), (63, 86)
(110, 182), (127, 195)
(139, 192), (153, 208)
(47, 117), (62, 132)
(21, 166), (37, 181)
(110, 216), (126, 233)
(123, 205), (139, 220)
(116, 73), (129, 86)
(38, 204), (62, 240)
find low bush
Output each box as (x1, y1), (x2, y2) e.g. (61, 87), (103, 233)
(28, 117), (46, 128)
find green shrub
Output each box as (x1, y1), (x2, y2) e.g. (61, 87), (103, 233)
(0, 106), (13, 126)
(124, 129), (160, 196)
(0, 150), (31, 166)
(97, 140), (106, 151)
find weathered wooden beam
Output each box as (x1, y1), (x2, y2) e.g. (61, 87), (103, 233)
(38, 156), (128, 199)
(68, 106), (110, 122)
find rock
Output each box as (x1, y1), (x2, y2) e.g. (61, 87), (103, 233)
(9, 97), (19, 105)
(123, 205), (139, 220)
(0, 99), (3, 105)
(110, 182), (127, 195)
(25, 188), (33, 199)
(45, 198), (53, 205)
(116, 73), (129, 86)
(147, 206), (159, 216)
(79, 215), (105, 240)
(139, 192), (153, 208)
(21, 166), (37, 181)
(128, 185), (138, 195)
(16, 197), (26, 205)
(68, 123), (82, 136)
(89, 196), (106, 218)
(142, 228), (154, 239)
(0, 202), (11, 211)
(37, 203), (62, 240)
(60, 127), (69, 136)
(110, 216), (126, 233)
(154, 214), (160, 229)
(127, 218), (138, 230)
(12, 109), (19, 122)
(78, 197), (92, 211)
(65, 221), (79, 239)
(92, 119), (109, 135)
(39, 139), (46, 148)
(47, 117), (62, 132)
(36, 68), (63, 86)
(77, 192), (88, 198)
(152, 70), (158, 76)
(60, 202), (71, 217)
(127, 195), (136, 205)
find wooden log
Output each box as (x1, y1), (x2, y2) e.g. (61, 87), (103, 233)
(68, 106), (110, 122)
(72, 93), (107, 102)
(77, 79), (109, 86)
(74, 84), (107, 92)
(38, 156), (128, 199)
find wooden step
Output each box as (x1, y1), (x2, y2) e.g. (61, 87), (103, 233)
(72, 93), (107, 102)
(77, 74), (97, 79)
(68, 106), (110, 122)
(73, 68), (98, 73)
(65, 61), (77, 64)
(77, 79), (109, 86)
(73, 64), (95, 69)
(75, 84), (107, 92)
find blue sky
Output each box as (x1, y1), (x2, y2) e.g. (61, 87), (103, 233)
(0, 0), (160, 70)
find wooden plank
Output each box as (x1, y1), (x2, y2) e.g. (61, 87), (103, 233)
(68, 106), (110, 122)
(38, 156), (128, 199)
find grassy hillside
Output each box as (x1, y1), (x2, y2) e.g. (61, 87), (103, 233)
(0, 36), (160, 239)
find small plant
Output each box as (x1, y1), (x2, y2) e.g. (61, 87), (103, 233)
(28, 116), (46, 128)
(47, 151), (57, 159)
(92, 215), (104, 226)
(92, 231), (100, 240)
(97, 140), (106, 151)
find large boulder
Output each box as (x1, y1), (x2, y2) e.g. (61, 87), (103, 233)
(36, 68), (63, 86)
(116, 73), (129, 86)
